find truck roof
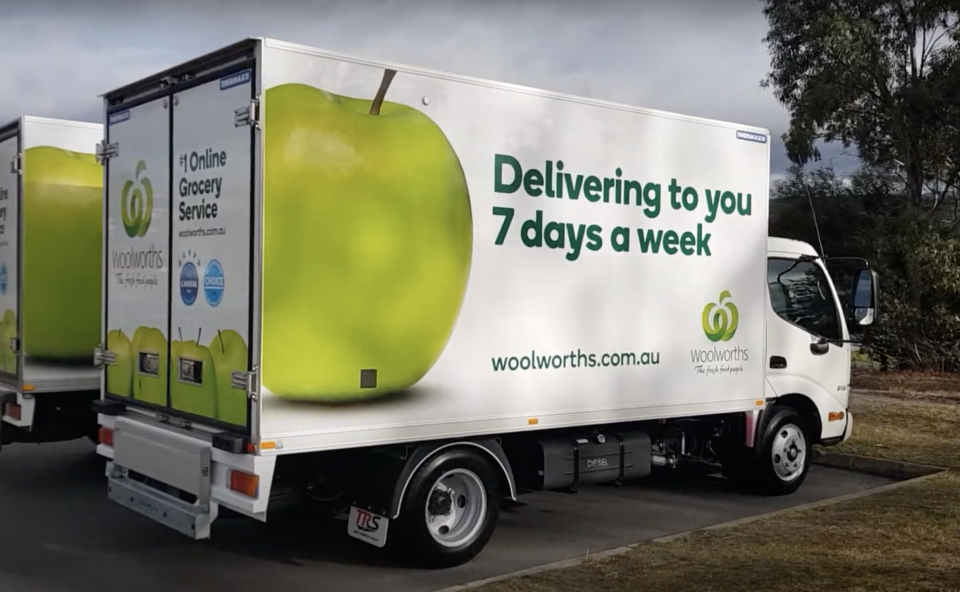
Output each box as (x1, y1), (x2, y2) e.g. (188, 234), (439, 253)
(768, 237), (820, 257)
(100, 37), (771, 137)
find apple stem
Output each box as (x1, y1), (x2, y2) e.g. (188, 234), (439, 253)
(369, 69), (398, 116)
(197, 328), (202, 344)
(218, 330), (224, 353)
(178, 328), (182, 341)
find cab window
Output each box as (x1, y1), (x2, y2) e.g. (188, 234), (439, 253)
(767, 258), (842, 341)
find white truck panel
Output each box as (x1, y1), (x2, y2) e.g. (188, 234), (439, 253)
(254, 41), (771, 452)
(0, 132), (19, 386)
(103, 100), (172, 407)
(0, 118), (103, 395)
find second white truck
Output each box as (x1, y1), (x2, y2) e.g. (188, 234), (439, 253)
(93, 37), (879, 568)
(0, 116), (104, 450)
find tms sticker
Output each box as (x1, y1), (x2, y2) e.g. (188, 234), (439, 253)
(220, 69), (252, 91)
(203, 259), (224, 307)
(109, 110), (130, 126)
(355, 509), (382, 533)
(348, 506), (389, 548)
(0, 263), (7, 295)
(735, 130), (768, 144)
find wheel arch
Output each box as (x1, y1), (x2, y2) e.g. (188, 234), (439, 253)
(389, 439), (517, 520)
(764, 393), (823, 444)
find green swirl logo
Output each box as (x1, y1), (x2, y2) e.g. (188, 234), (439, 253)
(120, 160), (153, 238)
(702, 290), (739, 342)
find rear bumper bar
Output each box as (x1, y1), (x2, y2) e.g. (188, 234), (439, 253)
(108, 464), (215, 539)
(101, 413), (276, 538)
(108, 415), (217, 539)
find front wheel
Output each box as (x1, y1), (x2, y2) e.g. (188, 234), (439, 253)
(720, 406), (812, 496)
(393, 447), (500, 569)
(751, 406), (812, 496)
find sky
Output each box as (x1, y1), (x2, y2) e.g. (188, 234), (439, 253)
(0, 0), (858, 179)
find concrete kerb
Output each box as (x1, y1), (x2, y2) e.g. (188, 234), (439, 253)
(811, 450), (945, 480)
(430, 453), (947, 592)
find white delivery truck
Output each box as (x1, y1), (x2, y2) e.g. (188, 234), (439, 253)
(0, 116), (104, 450)
(93, 37), (879, 568)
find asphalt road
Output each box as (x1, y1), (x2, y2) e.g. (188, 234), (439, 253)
(0, 440), (894, 592)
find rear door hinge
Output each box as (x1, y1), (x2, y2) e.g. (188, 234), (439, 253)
(96, 141), (119, 164)
(94, 344), (116, 367)
(9, 154), (21, 175)
(232, 368), (259, 401)
(234, 96), (261, 129)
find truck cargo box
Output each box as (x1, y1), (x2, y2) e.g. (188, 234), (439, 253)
(0, 116), (103, 438)
(99, 38), (769, 454)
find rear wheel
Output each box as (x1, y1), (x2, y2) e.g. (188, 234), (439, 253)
(394, 447), (500, 569)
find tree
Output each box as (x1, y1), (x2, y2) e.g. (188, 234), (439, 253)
(761, 0), (960, 221)
(770, 166), (960, 371)
(769, 164), (903, 260)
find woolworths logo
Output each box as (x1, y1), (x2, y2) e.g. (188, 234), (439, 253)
(702, 290), (739, 342)
(121, 160), (154, 238)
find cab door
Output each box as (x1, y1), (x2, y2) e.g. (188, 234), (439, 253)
(765, 256), (851, 411)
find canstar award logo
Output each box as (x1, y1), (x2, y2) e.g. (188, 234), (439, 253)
(120, 159), (153, 238)
(692, 290), (748, 377)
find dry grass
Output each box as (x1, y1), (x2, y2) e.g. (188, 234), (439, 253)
(851, 369), (960, 403)
(475, 372), (960, 592)
(483, 474), (960, 592)
(834, 391), (960, 468)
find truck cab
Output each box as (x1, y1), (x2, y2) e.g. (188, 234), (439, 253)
(766, 237), (869, 444)
(720, 236), (877, 494)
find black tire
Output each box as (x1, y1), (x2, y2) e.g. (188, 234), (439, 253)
(749, 406), (812, 496)
(393, 447), (501, 569)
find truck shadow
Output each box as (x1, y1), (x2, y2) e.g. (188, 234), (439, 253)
(206, 464), (744, 569)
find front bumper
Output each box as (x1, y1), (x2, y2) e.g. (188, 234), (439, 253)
(842, 410), (854, 443)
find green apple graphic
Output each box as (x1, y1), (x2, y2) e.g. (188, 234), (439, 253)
(262, 70), (473, 401)
(130, 326), (150, 360)
(22, 146), (102, 361)
(210, 329), (247, 425)
(105, 328), (133, 397)
(132, 326), (168, 406)
(170, 329), (218, 419)
(0, 309), (17, 374)
(209, 329), (248, 426)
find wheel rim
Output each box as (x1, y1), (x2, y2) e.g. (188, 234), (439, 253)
(424, 468), (487, 548)
(771, 423), (807, 482)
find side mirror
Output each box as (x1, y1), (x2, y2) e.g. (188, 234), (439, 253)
(849, 268), (879, 326)
(810, 336), (830, 355)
